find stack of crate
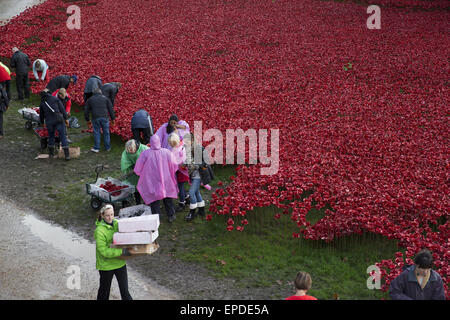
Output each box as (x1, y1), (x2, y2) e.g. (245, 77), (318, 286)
(111, 206), (160, 258)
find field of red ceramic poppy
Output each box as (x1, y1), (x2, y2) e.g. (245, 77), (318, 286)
(1, 0), (448, 298)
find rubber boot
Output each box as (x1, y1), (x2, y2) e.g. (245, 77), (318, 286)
(197, 206), (205, 217)
(63, 147), (71, 161)
(48, 146), (55, 159)
(185, 208), (197, 222)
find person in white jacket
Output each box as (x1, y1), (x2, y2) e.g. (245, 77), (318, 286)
(32, 59), (49, 82)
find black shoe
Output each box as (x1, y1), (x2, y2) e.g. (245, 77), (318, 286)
(48, 146), (55, 159)
(197, 206), (205, 217)
(175, 202), (186, 212)
(63, 147), (71, 161)
(185, 208), (197, 222)
(168, 214), (176, 223)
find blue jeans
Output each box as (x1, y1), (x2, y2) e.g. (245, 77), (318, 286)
(92, 117), (110, 150)
(189, 178), (203, 206)
(178, 182), (187, 203)
(47, 121), (68, 148)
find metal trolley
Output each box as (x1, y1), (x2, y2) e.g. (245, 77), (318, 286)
(86, 165), (135, 210)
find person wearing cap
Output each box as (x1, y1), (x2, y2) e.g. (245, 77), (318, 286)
(134, 134), (180, 223)
(0, 61), (11, 99)
(155, 114), (190, 150)
(94, 204), (133, 300)
(32, 59), (49, 82)
(389, 249), (446, 300)
(101, 82), (122, 107)
(10, 47), (31, 100)
(83, 75), (102, 104)
(131, 109), (155, 145)
(46, 74), (77, 93)
(121, 139), (149, 205)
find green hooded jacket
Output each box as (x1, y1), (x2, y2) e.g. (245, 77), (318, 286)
(121, 142), (149, 186)
(94, 219), (125, 271)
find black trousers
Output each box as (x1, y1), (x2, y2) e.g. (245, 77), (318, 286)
(150, 198), (175, 217)
(15, 74), (30, 100)
(1, 81), (10, 100)
(0, 110), (3, 136)
(132, 127), (151, 145)
(135, 191), (142, 205)
(97, 265), (132, 300)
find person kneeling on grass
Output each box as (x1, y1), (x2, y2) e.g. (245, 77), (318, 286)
(285, 271), (318, 300)
(94, 204), (133, 300)
(121, 139), (149, 205)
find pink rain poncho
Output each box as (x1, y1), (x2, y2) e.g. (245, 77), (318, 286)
(134, 135), (179, 205)
(155, 120), (190, 150)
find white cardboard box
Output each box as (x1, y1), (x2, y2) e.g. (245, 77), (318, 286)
(118, 214), (160, 233)
(113, 230), (159, 245)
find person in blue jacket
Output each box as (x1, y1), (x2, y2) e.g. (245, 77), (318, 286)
(389, 249), (446, 300)
(131, 109), (154, 145)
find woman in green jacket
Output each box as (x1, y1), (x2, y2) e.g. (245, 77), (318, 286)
(121, 139), (149, 205)
(94, 204), (132, 300)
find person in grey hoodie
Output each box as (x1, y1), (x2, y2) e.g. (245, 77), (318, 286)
(101, 82), (122, 107)
(10, 47), (31, 100)
(83, 75), (102, 103)
(389, 249), (446, 300)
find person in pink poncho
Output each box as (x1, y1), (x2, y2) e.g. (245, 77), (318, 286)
(155, 114), (190, 150)
(134, 134), (180, 223)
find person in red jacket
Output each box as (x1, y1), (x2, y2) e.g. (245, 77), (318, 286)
(52, 88), (71, 115)
(285, 271), (318, 300)
(0, 61), (11, 99)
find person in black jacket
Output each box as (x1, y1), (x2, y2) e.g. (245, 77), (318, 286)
(85, 88), (115, 152)
(101, 82), (122, 107)
(10, 47), (31, 100)
(46, 74), (77, 93)
(83, 75), (102, 103)
(0, 83), (10, 138)
(39, 89), (70, 160)
(131, 109), (154, 145)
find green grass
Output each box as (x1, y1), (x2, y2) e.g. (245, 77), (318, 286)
(170, 205), (398, 300)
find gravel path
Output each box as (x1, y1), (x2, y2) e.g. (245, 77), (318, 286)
(0, 194), (179, 300)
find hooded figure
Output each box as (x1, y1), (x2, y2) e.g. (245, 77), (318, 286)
(134, 135), (179, 222)
(155, 114), (190, 150)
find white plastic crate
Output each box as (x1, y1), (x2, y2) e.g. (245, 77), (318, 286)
(118, 204), (152, 218)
